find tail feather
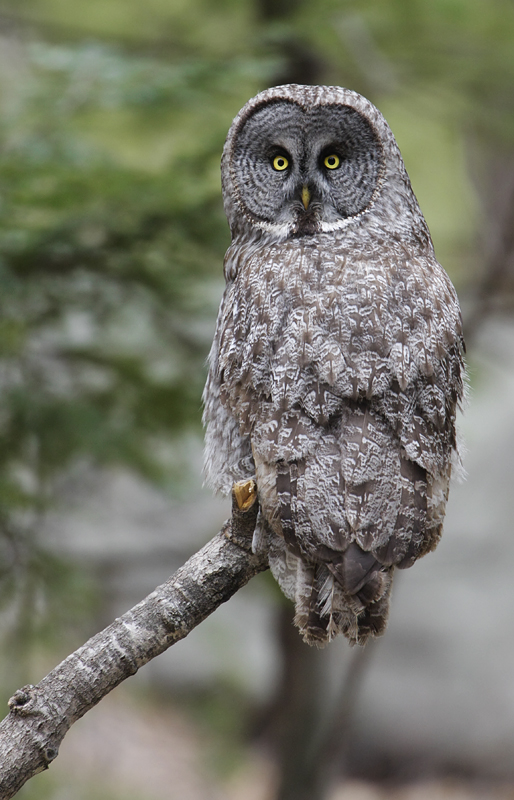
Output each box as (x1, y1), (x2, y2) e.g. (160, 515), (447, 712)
(267, 453), (397, 646)
(268, 530), (393, 646)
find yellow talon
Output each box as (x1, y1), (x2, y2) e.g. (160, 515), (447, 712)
(233, 479), (257, 511)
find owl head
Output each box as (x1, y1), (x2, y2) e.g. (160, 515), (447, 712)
(221, 84), (430, 248)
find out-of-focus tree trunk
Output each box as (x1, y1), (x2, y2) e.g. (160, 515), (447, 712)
(465, 153), (514, 340)
(256, 0), (324, 87)
(270, 604), (329, 800)
(259, 604), (375, 800)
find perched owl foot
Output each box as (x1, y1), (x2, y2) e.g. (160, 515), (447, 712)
(232, 478), (257, 512)
(224, 479), (260, 554)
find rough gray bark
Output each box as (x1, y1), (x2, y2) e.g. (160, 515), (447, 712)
(0, 482), (265, 799)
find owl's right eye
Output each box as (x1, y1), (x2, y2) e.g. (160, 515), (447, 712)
(272, 155), (289, 171)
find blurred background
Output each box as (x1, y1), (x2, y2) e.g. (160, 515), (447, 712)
(0, 1), (513, 798)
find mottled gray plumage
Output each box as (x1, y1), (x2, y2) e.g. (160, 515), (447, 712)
(203, 84), (465, 646)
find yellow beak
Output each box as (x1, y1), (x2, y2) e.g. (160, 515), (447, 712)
(301, 185), (311, 210)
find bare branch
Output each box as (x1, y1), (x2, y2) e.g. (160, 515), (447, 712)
(0, 481), (265, 799)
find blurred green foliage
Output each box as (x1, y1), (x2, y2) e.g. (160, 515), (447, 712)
(0, 0), (513, 681)
(0, 17), (277, 656)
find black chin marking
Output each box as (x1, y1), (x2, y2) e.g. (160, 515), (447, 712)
(292, 209), (320, 237)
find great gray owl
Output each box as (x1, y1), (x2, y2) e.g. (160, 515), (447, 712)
(203, 84), (465, 646)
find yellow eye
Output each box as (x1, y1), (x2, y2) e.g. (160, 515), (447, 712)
(272, 155), (289, 171)
(324, 154), (340, 169)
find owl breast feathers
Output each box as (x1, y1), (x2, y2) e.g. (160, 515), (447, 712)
(203, 84), (465, 646)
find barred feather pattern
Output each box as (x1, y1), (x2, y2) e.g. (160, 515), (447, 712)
(203, 84), (465, 646)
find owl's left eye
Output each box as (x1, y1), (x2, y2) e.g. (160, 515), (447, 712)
(324, 154), (340, 170)
(272, 155), (289, 171)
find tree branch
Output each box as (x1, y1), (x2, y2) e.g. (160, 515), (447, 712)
(0, 480), (265, 799)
